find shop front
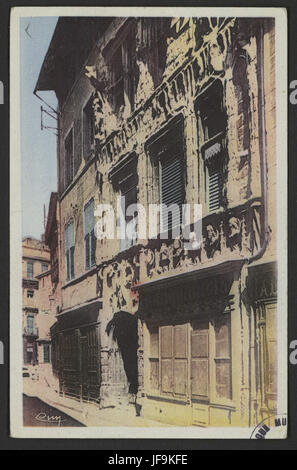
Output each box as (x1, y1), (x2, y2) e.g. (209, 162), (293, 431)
(136, 260), (252, 427)
(51, 299), (102, 403)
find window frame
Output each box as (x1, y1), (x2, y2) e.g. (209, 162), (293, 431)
(65, 219), (75, 282)
(41, 263), (48, 273)
(43, 343), (51, 364)
(149, 315), (233, 407)
(106, 21), (137, 114)
(26, 261), (34, 279)
(82, 95), (95, 159)
(27, 289), (34, 298)
(64, 126), (74, 189)
(147, 117), (185, 239)
(83, 198), (96, 270)
(195, 80), (227, 214)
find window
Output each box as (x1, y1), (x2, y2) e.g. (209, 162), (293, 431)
(159, 324), (188, 397)
(198, 81), (226, 141)
(83, 96), (95, 158)
(148, 120), (185, 236)
(119, 173), (138, 251)
(27, 290), (34, 298)
(140, 18), (170, 88)
(43, 344), (50, 363)
(214, 317), (232, 400)
(65, 128), (74, 188)
(65, 220), (75, 281)
(108, 25), (136, 114)
(150, 316), (232, 402)
(110, 155), (138, 252)
(207, 159), (224, 212)
(41, 263), (48, 272)
(110, 47), (125, 113)
(149, 327), (159, 391)
(26, 315), (34, 335)
(160, 153), (184, 234)
(196, 80), (227, 212)
(191, 323), (209, 400)
(27, 261), (34, 279)
(84, 199), (96, 269)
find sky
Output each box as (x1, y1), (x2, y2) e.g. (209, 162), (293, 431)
(20, 16), (58, 240)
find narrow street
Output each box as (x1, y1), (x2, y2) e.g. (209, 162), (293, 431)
(23, 394), (85, 427)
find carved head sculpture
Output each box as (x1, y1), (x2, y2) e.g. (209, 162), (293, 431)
(188, 231), (201, 251)
(106, 262), (118, 288)
(228, 217), (241, 238)
(159, 243), (171, 270)
(124, 264), (134, 290)
(206, 225), (219, 245)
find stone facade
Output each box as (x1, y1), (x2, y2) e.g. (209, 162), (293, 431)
(22, 237), (51, 366)
(36, 16), (277, 426)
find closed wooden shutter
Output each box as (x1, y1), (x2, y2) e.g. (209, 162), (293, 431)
(173, 324), (188, 396)
(65, 129), (74, 188)
(65, 221), (75, 280)
(208, 164), (223, 212)
(149, 328), (159, 391)
(214, 317), (232, 400)
(160, 155), (184, 232)
(84, 199), (95, 268)
(160, 326), (173, 394)
(191, 326), (209, 399)
(160, 324), (188, 396)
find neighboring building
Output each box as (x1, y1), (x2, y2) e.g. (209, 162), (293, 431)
(44, 192), (62, 380)
(22, 237), (50, 365)
(35, 17), (277, 427)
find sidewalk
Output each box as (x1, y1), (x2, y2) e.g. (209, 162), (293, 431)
(23, 378), (169, 427)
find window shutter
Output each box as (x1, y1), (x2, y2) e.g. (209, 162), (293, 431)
(65, 221), (74, 252)
(84, 199), (94, 236)
(70, 246), (75, 279)
(85, 233), (90, 269)
(160, 155), (183, 232)
(191, 327), (209, 399)
(208, 164), (223, 212)
(149, 329), (159, 391)
(66, 250), (70, 281)
(173, 324), (188, 396)
(91, 229), (96, 266)
(214, 318), (232, 400)
(160, 326), (173, 394)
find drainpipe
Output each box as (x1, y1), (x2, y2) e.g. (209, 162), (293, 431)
(246, 23), (269, 264)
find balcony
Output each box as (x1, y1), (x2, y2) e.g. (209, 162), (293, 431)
(23, 326), (39, 337)
(138, 198), (262, 284)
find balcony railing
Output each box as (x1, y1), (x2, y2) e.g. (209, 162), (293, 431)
(23, 326), (39, 337)
(139, 198), (262, 283)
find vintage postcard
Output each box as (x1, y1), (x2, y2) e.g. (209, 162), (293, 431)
(10, 6), (287, 438)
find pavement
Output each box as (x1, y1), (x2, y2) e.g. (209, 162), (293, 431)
(23, 378), (169, 427)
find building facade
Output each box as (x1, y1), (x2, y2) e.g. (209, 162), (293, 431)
(22, 237), (51, 365)
(36, 16), (277, 426)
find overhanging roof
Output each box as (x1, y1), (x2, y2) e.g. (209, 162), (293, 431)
(34, 17), (113, 94)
